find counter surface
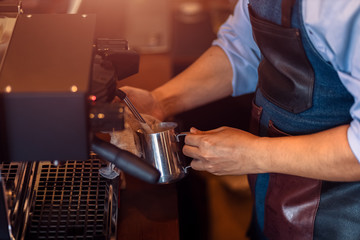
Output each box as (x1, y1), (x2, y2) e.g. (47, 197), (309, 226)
(117, 174), (179, 240)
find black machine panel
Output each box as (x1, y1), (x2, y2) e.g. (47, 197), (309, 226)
(0, 14), (96, 162)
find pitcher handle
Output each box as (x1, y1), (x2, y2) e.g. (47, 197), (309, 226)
(175, 132), (192, 173)
(183, 165), (192, 173)
(175, 131), (189, 142)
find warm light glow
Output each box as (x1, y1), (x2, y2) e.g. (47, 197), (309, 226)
(5, 85), (11, 93)
(89, 113), (95, 119)
(70, 85), (78, 92)
(97, 113), (105, 119)
(89, 95), (97, 101)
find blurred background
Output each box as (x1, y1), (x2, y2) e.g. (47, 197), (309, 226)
(21, 0), (253, 239)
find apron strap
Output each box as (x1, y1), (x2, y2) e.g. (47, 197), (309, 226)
(281, 0), (297, 27)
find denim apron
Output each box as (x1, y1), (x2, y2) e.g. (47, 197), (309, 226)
(246, 0), (358, 239)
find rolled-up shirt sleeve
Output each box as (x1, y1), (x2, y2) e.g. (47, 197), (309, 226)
(212, 0), (260, 97)
(303, 0), (360, 162)
(338, 72), (360, 163)
(348, 118), (360, 163)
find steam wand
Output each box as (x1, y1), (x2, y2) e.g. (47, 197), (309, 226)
(91, 136), (160, 184)
(116, 89), (146, 123)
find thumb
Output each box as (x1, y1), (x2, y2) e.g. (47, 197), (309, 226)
(190, 127), (202, 134)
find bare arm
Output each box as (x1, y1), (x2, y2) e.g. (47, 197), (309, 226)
(152, 45), (233, 119)
(185, 125), (360, 182)
(262, 125), (360, 181)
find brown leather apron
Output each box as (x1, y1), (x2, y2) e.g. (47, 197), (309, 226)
(247, 1), (322, 239)
(248, 101), (322, 240)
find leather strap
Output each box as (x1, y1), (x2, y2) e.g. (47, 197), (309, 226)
(281, 0), (296, 27)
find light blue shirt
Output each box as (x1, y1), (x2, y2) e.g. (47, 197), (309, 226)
(213, 0), (360, 162)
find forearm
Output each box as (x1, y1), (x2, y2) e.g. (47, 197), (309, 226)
(152, 46), (233, 119)
(258, 125), (360, 181)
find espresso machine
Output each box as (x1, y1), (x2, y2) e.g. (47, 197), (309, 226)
(0, 1), (159, 239)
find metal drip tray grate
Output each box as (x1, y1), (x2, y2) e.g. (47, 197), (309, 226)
(26, 155), (118, 240)
(0, 162), (23, 208)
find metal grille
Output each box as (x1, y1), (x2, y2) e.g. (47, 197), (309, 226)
(0, 162), (23, 209)
(26, 155), (116, 240)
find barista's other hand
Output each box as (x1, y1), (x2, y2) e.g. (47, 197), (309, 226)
(118, 86), (166, 121)
(183, 127), (262, 176)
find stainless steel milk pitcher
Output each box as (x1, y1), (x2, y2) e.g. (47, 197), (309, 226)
(136, 122), (190, 184)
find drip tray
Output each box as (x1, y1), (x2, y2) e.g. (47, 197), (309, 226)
(26, 155), (119, 240)
(0, 162), (23, 209)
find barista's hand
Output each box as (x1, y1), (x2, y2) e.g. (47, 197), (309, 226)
(118, 86), (166, 121)
(183, 127), (262, 176)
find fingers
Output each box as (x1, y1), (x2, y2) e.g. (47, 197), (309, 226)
(190, 126), (226, 134)
(183, 126), (234, 175)
(185, 127), (212, 146)
(184, 133), (203, 148)
(190, 159), (207, 171)
(182, 136), (215, 172)
(183, 127), (213, 157)
(183, 144), (202, 160)
(190, 127), (201, 134)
